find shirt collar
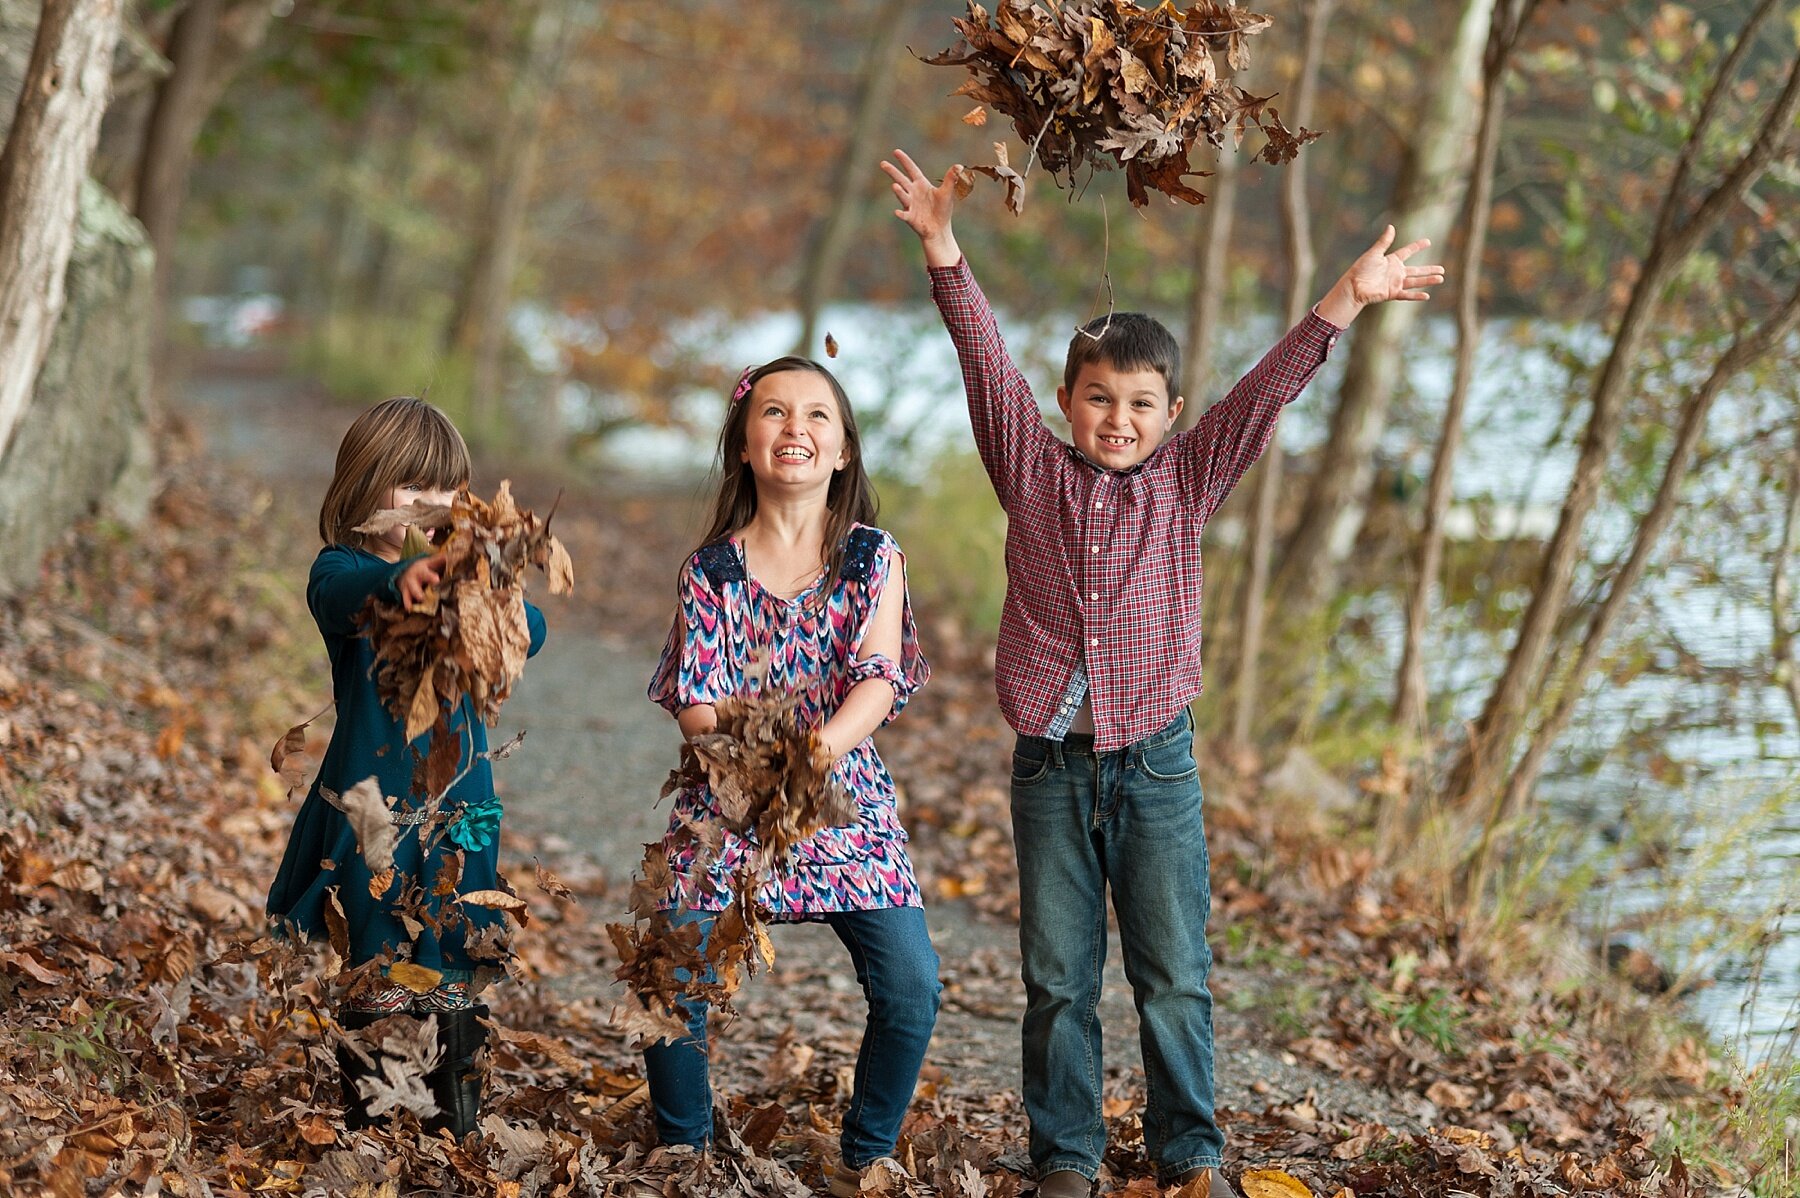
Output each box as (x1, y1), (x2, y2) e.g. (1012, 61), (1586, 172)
(1064, 438), (1166, 478)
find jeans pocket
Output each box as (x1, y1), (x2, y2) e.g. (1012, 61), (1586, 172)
(1138, 738), (1198, 784)
(1011, 744), (1053, 787)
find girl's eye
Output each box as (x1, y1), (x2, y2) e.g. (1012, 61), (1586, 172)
(763, 406), (783, 417)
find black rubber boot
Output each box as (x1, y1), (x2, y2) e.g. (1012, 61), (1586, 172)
(421, 1004), (488, 1139)
(336, 1007), (407, 1131)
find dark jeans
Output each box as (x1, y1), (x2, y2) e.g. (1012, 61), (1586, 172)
(642, 904), (940, 1167)
(1010, 709), (1222, 1183)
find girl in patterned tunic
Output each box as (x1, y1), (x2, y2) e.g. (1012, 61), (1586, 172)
(644, 356), (937, 1195)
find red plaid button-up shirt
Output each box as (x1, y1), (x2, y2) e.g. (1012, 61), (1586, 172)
(929, 258), (1342, 752)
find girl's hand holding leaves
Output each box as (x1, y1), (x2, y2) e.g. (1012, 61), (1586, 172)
(398, 552), (447, 611)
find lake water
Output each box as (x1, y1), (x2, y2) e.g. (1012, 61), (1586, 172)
(538, 298), (1799, 1063)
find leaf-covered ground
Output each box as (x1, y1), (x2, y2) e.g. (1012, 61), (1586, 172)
(0, 380), (1741, 1195)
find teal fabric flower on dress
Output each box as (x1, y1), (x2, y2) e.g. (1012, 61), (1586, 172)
(449, 797), (503, 852)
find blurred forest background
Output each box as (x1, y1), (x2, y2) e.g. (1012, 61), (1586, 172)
(3, 0), (1799, 1165)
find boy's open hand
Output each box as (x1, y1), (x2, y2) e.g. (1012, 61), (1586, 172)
(882, 149), (963, 270)
(1316, 225), (1446, 326)
(398, 552), (446, 611)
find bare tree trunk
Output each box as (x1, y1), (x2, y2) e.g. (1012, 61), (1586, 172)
(0, 0), (123, 458)
(91, 6), (176, 203)
(1445, 2), (1800, 809)
(1394, 0), (1539, 731)
(1771, 419), (1800, 731)
(1230, 0), (1333, 744)
(1273, 0), (1496, 610)
(1462, 282), (1800, 903)
(1176, 150), (1239, 430)
(451, 0), (588, 434)
(792, 0), (911, 357)
(133, 0), (275, 305)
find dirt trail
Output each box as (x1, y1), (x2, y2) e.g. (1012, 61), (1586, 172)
(180, 358), (1420, 1132)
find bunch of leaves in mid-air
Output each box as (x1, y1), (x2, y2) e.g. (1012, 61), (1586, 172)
(352, 481), (572, 799)
(926, 0), (1320, 211)
(609, 670), (854, 1045)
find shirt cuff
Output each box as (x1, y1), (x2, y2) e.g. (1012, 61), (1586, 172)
(1298, 307), (1346, 356)
(1304, 305), (1347, 337)
(927, 257), (973, 297)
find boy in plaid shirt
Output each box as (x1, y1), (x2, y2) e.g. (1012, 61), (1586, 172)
(884, 149), (1442, 1198)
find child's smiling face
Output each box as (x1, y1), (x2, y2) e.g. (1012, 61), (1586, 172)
(1056, 361), (1186, 470)
(740, 371), (850, 489)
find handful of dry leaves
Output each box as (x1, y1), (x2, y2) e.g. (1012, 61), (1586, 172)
(354, 482), (573, 792)
(926, 0), (1320, 211)
(608, 672), (854, 1045)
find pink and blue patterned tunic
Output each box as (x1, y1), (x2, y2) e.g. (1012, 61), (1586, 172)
(647, 525), (928, 920)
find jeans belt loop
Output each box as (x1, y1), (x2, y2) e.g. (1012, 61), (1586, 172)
(1049, 738), (1065, 771)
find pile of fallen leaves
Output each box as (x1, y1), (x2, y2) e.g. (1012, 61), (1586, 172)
(609, 673), (855, 1045)
(356, 480), (574, 747)
(926, 0), (1320, 211)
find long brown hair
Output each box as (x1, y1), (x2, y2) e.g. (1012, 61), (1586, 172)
(693, 357), (878, 591)
(319, 396), (472, 548)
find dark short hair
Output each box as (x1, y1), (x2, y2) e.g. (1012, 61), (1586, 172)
(1062, 312), (1181, 405)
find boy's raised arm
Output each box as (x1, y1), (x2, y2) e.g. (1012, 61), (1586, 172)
(884, 149), (1050, 511)
(1182, 226), (1444, 520)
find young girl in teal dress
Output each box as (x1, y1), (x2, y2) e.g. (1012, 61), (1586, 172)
(644, 358), (937, 1196)
(266, 396), (546, 1137)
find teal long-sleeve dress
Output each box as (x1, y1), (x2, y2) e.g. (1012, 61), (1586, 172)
(265, 544), (547, 975)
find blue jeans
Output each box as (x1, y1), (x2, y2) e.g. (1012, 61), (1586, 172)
(1010, 710), (1221, 1183)
(642, 905), (940, 1167)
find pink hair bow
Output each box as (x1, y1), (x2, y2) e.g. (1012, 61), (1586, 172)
(730, 367), (755, 407)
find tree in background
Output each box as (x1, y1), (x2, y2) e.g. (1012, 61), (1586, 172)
(1231, 0), (1335, 746)
(445, 0), (595, 435)
(0, 0), (124, 455)
(792, 0), (914, 358)
(1274, 0), (1497, 612)
(1393, 0), (1543, 736)
(1445, 0), (1800, 818)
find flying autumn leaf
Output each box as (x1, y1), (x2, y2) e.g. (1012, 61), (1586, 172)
(825, 332), (839, 358)
(268, 706), (327, 800)
(331, 778), (396, 876)
(386, 961), (443, 993)
(926, 0), (1319, 209)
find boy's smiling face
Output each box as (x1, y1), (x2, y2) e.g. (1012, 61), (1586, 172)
(1056, 361), (1186, 470)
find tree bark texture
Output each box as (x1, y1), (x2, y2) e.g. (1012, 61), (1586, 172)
(0, 0), (122, 458)
(792, 0), (912, 357)
(1274, 0), (1497, 610)
(1231, 0), (1333, 744)
(1444, 1), (1800, 810)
